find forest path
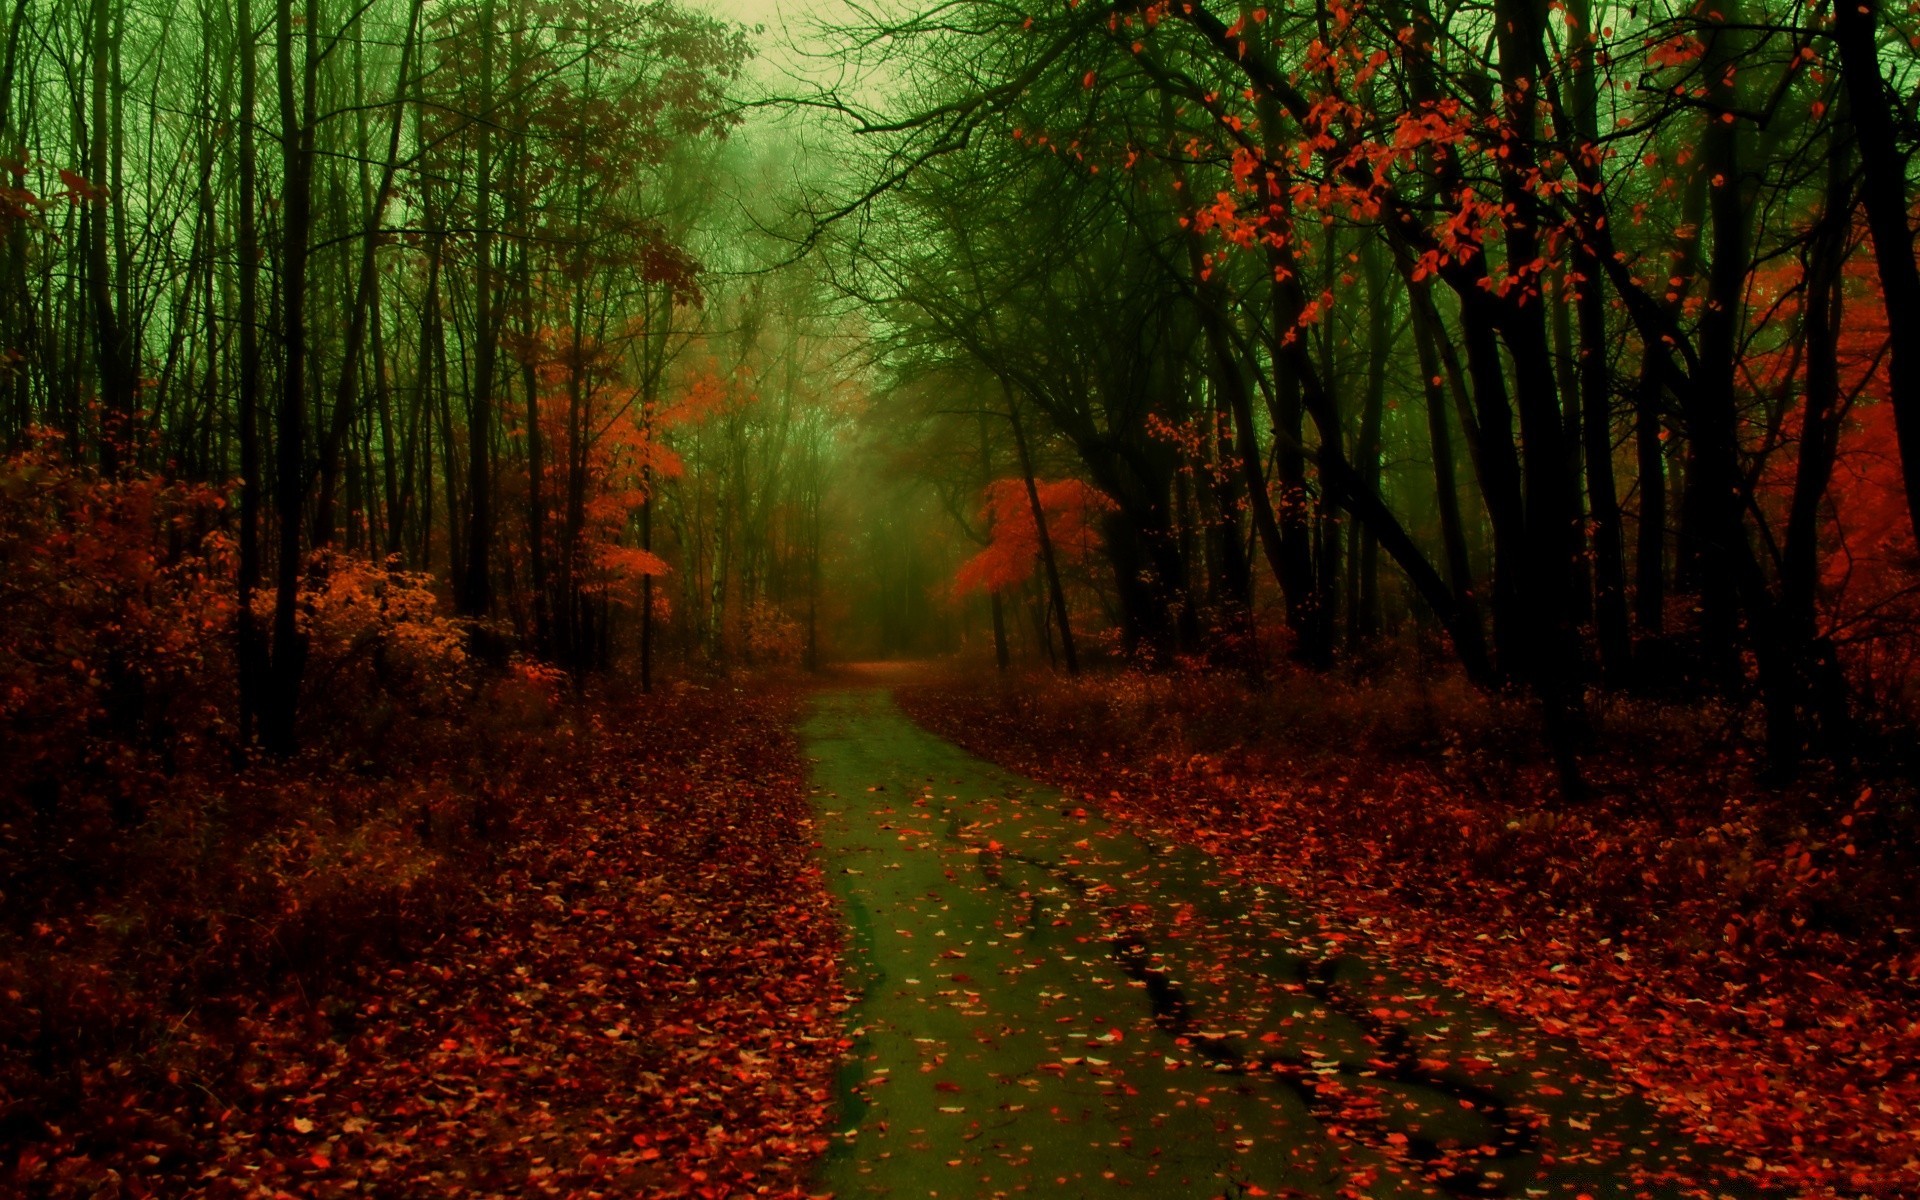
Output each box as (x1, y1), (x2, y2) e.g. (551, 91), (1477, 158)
(800, 687), (1752, 1200)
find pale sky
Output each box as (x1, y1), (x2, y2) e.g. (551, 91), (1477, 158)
(700, 0), (793, 27)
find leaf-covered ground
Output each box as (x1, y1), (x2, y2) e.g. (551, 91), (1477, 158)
(805, 687), (1754, 1200)
(4, 683), (843, 1199)
(898, 671), (1920, 1200)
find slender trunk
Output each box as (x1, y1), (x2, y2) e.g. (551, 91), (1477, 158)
(236, 0), (263, 743)
(1003, 381), (1077, 675)
(370, 273), (399, 551)
(1632, 167), (1707, 644)
(1633, 358), (1669, 638)
(263, 0), (316, 753)
(315, 0), (421, 545)
(1254, 98), (1323, 660)
(1204, 371), (1257, 660)
(517, 193), (548, 654)
(0, 0), (27, 450)
(459, 0), (497, 616)
(1348, 248), (1389, 649)
(641, 487), (656, 691)
(86, 0), (133, 468)
(978, 410), (1011, 671)
(1577, 263), (1631, 680)
(1775, 152), (1856, 769)
(1408, 281), (1476, 601)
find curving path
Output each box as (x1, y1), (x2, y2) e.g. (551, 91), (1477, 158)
(803, 688), (1755, 1200)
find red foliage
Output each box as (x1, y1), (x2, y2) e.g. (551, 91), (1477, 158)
(952, 477), (1113, 597)
(900, 672), (1920, 1199)
(1823, 399), (1920, 708)
(502, 325), (685, 599)
(1746, 241), (1917, 716)
(2, 684), (843, 1199)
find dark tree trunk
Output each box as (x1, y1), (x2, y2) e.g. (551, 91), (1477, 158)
(1578, 262), (1631, 681)
(1833, 0), (1920, 549)
(459, 0), (498, 617)
(1407, 278), (1476, 603)
(1004, 382), (1077, 675)
(316, 0), (421, 547)
(1774, 154), (1857, 770)
(263, 0), (316, 754)
(235, 0), (263, 744)
(86, 0), (134, 469)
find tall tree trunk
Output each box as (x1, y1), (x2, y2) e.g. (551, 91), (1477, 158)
(0, 0), (29, 450)
(1408, 277), (1476, 602)
(1003, 380), (1077, 675)
(315, 0), (421, 546)
(236, 0), (264, 743)
(1348, 247), (1390, 650)
(1833, 0), (1920, 549)
(1253, 98), (1324, 662)
(1492, 0), (1588, 797)
(1630, 165), (1708, 647)
(86, 0), (133, 469)
(263, 0), (317, 754)
(1775, 151), (1856, 770)
(1684, 1), (1758, 687)
(1577, 263), (1631, 681)
(1564, 0), (1630, 679)
(977, 410), (1011, 671)
(459, 0), (498, 616)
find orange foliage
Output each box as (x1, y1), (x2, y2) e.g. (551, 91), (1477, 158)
(953, 477), (1114, 597)
(504, 325), (697, 601)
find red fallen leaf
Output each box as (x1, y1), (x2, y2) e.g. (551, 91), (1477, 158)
(898, 676), (1920, 1198)
(935, 1081), (963, 1093)
(12, 682), (846, 1199)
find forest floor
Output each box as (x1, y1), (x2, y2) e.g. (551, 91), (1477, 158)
(13, 663), (1914, 1200)
(3, 682), (844, 1200)
(895, 668), (1920, 1200)
(804, 686), (1757, 1200)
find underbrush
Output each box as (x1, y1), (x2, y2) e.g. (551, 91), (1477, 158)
(0, 452), (841, 1197)
(899, 667), (1920, 1198)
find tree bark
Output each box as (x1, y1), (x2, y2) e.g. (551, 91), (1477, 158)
(459, 0), (498, 617)
(86, 0), (134, 469)
(1003, 380), (1077, 675)
(262, 0), (317, 753)
(1833, 0), (1920, 550)
(236, 0), (263, 743)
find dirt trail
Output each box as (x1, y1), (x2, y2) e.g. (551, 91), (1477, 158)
(802, 688), (1753, 1199)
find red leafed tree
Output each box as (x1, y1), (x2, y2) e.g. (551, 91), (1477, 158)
(954, 477), (1113, 598)
(503, 321), (691, 668)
